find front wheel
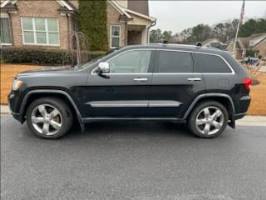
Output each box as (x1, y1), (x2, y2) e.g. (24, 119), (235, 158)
(26, 98), (73, 139)
(188, 101), (229, 138)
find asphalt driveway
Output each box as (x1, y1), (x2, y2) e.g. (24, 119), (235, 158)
(1, 115), (266, 200)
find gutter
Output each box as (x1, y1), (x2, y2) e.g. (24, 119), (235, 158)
(147, 19), (157, 44)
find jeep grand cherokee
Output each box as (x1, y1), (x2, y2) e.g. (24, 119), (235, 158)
(8, 44), (251, 139)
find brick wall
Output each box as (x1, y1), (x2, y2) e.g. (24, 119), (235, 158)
(106, 3), (127, 48)
(9, 0), (71, 49)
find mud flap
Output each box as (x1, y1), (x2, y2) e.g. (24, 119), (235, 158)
(228, 117), (236, 129)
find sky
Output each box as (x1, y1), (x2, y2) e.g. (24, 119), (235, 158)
(149, 1), (266, 33)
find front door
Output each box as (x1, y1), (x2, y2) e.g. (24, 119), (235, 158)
(149, 50), (206, 118)
(82, 49), (154, 118)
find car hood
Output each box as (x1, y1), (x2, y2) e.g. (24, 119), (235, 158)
(17, 66), (75, 78)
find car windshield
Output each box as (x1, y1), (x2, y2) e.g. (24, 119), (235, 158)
(75, 49), (119, 70)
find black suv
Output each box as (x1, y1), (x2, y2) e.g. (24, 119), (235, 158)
(9, 44), (251, 139)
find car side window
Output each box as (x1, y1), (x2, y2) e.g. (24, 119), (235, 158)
(194, 54), (232, 73)
(108, 50), (152, 73)
(157, 51), (193, 73)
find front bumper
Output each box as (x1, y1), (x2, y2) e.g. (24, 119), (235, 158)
(8, 91), (24, 123)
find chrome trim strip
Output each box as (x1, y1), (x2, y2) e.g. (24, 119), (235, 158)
(87, 100), (181, 108)
(91, 48), (235, 75)
(88, 101), (148, 108)
(149, 101), (182, 107)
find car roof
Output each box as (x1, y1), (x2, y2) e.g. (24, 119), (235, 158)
(122, 43), (228, 56)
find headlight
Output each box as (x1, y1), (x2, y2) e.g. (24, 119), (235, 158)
(12, 79), (24, 91)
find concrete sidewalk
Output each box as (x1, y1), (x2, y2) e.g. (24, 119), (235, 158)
(1, 105), (10, 114)
(1, 105), (266, 126)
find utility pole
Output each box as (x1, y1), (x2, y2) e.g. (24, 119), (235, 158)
(233, 0), (245, 58)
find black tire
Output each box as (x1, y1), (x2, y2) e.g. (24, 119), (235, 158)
(188, 101), (229, 138)
(26, 97), (73, 139)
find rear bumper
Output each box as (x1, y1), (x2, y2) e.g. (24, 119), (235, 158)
(234, 113), (246, 120)
(234, 96), (251, 118)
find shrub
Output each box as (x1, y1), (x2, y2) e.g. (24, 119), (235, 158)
(0, 47), (106, 65)
(1, 47), (72, 65)
(78, 0), (108, 51)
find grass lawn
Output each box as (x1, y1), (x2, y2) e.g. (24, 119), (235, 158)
(248, 73), (266, 115)
(1, 64), (41, 104)
(1, 64), (266, 115)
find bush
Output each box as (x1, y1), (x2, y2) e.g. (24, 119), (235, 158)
(78, 0), (108, 51)
(0, 47), (106, 65)
(1, 47), (72, 65)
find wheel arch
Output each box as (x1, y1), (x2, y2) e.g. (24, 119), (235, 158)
(20, 90), (84, 130)
(183, 93), (236, 126)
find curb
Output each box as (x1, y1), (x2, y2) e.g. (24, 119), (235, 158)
(1, 105), (266, 126)
(1, 105), (10, 114)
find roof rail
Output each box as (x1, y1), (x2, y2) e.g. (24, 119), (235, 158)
(196, 42), (202, 47)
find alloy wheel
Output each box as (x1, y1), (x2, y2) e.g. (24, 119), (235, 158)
(31, 104), (63, 136)
(195, 106), (225, 136)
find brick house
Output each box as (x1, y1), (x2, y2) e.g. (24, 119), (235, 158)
(0, 0), (156, 50)
(227, 33), (266, 59)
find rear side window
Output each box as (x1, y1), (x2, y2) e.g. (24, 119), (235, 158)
(157, 51), (193, 73)
(194, 54), (232, 73)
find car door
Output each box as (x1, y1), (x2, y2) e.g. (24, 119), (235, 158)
(193, 52), (236, 92)
(149, 50), (205, 118)
(81, 49), (154, 118)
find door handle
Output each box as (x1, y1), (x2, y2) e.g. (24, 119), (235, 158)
(187, 78), (202, 82)
(134, 78), (148, 82)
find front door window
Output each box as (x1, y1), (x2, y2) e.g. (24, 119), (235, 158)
(108, 50), (152, 73)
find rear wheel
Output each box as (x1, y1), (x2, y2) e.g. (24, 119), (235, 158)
(26, 98), (73, 139)
(188, 101), (228, 138)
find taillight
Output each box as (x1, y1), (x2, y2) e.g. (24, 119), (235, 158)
(243, 78), (252, 91)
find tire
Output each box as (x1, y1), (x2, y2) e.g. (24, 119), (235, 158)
(26, 97), (73, 139)
(188, 101), (229, 138)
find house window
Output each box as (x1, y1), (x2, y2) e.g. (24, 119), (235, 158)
(0, 15), (12, 45)
(110, 25), (121, 48)
(21, 17), (59, 46)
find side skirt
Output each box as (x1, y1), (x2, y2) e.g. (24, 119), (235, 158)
(82, 117), (186, 123)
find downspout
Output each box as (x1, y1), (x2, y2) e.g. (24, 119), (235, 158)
(66, 13), (72, 66)
(125, 20), (128, 46)
(147, 19), (156, 44)
(66, 12), (77, 66)
(66, 13), (72, 51)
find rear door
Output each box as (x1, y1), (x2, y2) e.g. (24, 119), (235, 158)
(149, 50), (205, 118)
(193, 53), (235, 92)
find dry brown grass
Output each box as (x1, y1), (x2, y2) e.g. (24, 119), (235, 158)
(248, 73), (266, 115)
(1, 64), (266, 115)
(1, 64), (41, 104)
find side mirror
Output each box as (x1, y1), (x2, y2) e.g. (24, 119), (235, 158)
(98, 62), (110, 74)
